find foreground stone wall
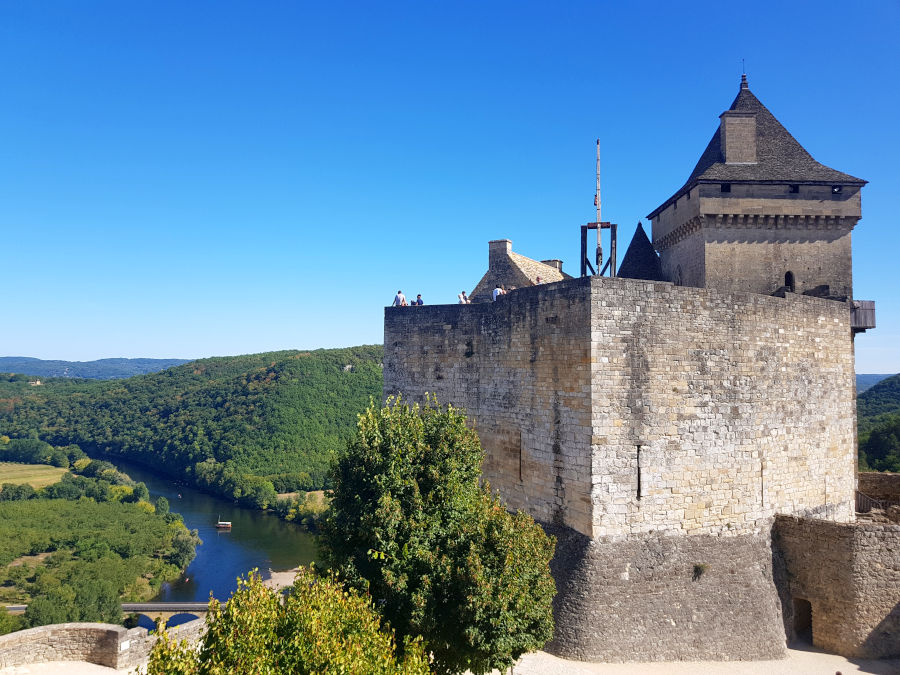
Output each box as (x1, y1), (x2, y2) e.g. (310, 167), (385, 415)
(547, 525), (786, 662)
(774, 515), (900, 659)
(0, 618), (204, 670)
(859, 471), (900, 502)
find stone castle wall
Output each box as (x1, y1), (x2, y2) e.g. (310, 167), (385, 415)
(548, 525), (786, 661)
(385, 276), (860, 661)
(774, 515), (900, 659)
(587, 276), (856, 537)
(386, 275), (856, 540)
(385, 279), (595, 535)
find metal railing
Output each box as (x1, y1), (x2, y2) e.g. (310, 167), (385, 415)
(856, 490), (900, 514)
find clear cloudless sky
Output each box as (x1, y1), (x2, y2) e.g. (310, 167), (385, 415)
(2, 1), (898, 372)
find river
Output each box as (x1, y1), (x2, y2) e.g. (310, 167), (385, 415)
(110, 461), (319, 626)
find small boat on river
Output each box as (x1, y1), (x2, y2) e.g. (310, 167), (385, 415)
(216, 515), (232, 529)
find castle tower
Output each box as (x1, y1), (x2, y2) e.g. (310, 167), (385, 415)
(647, 75), (866, 299)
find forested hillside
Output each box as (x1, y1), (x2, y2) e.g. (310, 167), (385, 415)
(0, 346), (384, 504)
(0, 357), (190, 379)
(858, 373), (900, 472)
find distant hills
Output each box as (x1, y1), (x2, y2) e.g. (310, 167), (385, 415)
(857, 373), (895, 393)
(857, 373), (900, 472)
(0, 357), (190, 380)
(0, 346), (384, 505)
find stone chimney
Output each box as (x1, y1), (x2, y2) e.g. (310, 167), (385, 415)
(489, 239), (512, 270)
(541, 259), (563, 272)
(719, 110), (757, 164)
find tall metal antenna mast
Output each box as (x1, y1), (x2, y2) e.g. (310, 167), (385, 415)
(580, 139), (617, 278)
(595, 139), (602, 269)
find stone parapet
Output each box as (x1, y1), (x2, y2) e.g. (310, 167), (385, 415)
(858, 471), (900, 502)
(0, 618), (205, 670)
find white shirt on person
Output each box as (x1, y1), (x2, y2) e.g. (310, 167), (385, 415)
(393, 293), (406, 306)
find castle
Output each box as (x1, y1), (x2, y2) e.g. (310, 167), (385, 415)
(384, 77), (899, 661)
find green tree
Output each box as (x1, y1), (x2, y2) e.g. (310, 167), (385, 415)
(155, 496), (170, 515)
(0, 483), (36, 501)
(146, 569), (429, 675)
(321, 398), (557, 675)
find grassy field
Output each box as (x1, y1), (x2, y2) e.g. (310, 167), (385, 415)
(0, 462), (68, 489)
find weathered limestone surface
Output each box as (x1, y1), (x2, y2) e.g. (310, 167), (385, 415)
(652, 184), (860, 297)
(386, 275), (856, 540)
(384, 275), (859, 660)
(774, 515), (900, 659)
(0, 618), (204, 670)
(547, 525), (785, 662)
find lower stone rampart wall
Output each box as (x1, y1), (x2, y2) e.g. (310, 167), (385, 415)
(0, 618), (205, 670)
(545, 524), (786, 662)
(859, 471), (900, 502)
(774, 515), (900, 658)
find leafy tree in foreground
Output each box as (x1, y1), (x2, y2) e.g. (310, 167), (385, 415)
(321, 398), (557, 675)
(147, 569), (428, 675)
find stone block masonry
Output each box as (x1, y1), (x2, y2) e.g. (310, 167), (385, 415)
(384, 274), (860, 661)
(0, 618), (204, 670)
(386, 275), (857, 540)
(774, 515), (900, 658)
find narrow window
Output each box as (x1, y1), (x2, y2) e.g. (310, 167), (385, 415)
(721, 183), (731, 193)
(785, 271), (795, 292)
(789, 184), (799, 194)
(636, 445), (642, 500)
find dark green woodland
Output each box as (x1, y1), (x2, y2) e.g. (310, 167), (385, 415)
(857, 372), (900, 472)
(0, 346), (384, 506)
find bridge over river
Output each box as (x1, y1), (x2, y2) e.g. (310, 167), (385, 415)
(3, 602), (212, 625)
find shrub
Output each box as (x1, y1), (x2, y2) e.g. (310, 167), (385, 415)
(146, 568), (428, 674)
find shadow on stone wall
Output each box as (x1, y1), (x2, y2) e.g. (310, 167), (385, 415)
(543, 523), (786, 662)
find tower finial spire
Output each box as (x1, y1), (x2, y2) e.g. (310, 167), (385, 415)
(740, 60), (748, 90)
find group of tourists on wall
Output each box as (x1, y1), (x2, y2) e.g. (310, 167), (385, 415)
(392, 291), (423, 307)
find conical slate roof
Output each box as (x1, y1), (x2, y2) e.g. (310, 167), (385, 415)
(648, 77), (866, 218)
(617, 222), (665, 282)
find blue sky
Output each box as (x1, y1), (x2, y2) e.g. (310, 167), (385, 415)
(2, 1), (898, 372)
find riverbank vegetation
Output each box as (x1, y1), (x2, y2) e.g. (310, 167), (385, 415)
(0, 465), (201, 635)
(0, 346), (383, 505)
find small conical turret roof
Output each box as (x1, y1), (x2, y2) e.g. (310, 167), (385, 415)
(617, 222), (665, 282)
(648, 77), (866, 218)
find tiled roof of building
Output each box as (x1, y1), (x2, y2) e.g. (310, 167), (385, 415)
(470, 241), (571, 303)
(508, 251), (569, 284)
(616, 223), (666, 282)
(648, 77), (866, 218)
